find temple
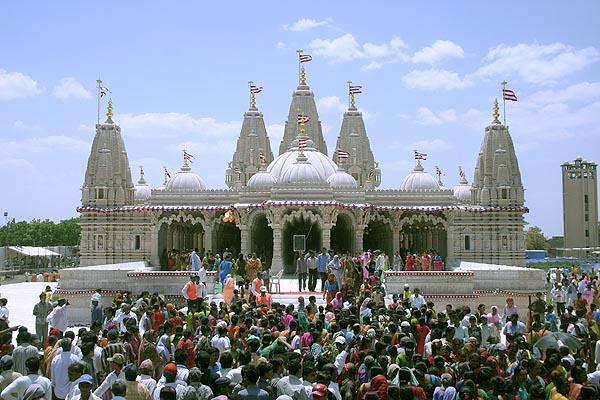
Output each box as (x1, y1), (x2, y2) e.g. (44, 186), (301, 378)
(78, 64), (528, 274)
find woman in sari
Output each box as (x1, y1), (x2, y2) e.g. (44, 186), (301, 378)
(222, 274), (235, 305)
(138, 330), (162, 379)
(332, 292), (344, 310)
(322, 273), (339, 304)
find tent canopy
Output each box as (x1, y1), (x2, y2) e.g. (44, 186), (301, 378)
(8, 246), (61, 257)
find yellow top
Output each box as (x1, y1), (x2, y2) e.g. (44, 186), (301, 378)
(493, 98), (500, 122)
(106, 98), (114, 122)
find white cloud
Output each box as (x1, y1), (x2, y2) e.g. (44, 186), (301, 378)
(529, 82), (600, 104)
(0, 158), (35, 171)
(14, 120), (41, 131)
(408, 107), (458, 125)
(283, 18), (332, 32)
(276, 41), (286, 50)
(266, 123), (285, 143)
(317, 96), (347, 114)
(168, 140), (237, 156)
(475, 42), (599, 85)
(116, 112), (241, 139)
(309, 34), (407, 64)
(0, 135), (90, 156)
(0, 68), (42, 100)
(53, 77), (92, 100)
(411, 40), (465, 64)
(402, 69), (474, 90)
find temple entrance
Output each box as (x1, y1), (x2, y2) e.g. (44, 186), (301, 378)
(214, 221), (241, 259)
(158, 220), (204, 270)
(331, 213), (354, 255)
(251, 214), (273, 267)
(282, 215), (321, 274)
(363, 219), (392, 257)
(400, 217), (447, 259)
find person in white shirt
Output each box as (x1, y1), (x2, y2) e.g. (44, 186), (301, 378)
(50, 339), (81, 400)
(410, 288), (426, 309)
(0, 298), (9, 325)
(153, 363), (186, 400)
(47, 299), (69, 334)
(211, 325), (231, 355)
(90, 290), (102, 307)
(55, 332), (83, 360)
(93, 353), (126, 398)
(1, 356), (52, 400)
(137, 359), (157, 396)
(114, 304), (137, 334)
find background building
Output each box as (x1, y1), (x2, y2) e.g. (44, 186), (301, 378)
(561, 157), (599, 256)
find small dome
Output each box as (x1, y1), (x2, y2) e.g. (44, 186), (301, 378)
(453, 174), (472, 203)
(134, 167), (152, 202)
(400, 161), (440, 191)
(327, 167), (358, 188)
(247, 168), (277, 189)
(267, 139), (337, 181)
(278, 153), (327, 186)
(165, 160), (206, 191)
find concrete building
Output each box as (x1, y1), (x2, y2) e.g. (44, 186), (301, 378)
(78, 66), (528, 273)
(561, 157), (599, 256)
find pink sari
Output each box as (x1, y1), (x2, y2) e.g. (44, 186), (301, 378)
(222, 276), (235, 305)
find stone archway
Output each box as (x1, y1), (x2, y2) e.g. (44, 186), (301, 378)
(363, 218), (392, 257)
(399, 214), (448, 258)
(214, 220), (241, 259)
(250, 213), (273, 266)
(156, 213), (205, 270)
(281, 209), (323, 274)
(331, 212), (355, 255)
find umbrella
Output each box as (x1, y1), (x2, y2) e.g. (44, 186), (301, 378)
(533, 332), (582, 350)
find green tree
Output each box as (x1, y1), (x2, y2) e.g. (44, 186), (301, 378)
(0, 217), (80, 246)
(525, 226), (547, 250)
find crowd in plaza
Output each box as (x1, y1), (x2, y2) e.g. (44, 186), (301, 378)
(0, 256), (600, 400)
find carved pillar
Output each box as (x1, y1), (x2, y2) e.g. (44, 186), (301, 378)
(427, 230), (433, 249)
(446, 226), (456, 268)
(392, 227), (400, 255)
(322, 224), (331, 250)
(271, 224), (283, 274)
(355, 227), (364, 253)
(239, 224), (250, 256)
(172, 228), (179, 250)
(204, 225), (213, 253)
(150, 226), (160, 267)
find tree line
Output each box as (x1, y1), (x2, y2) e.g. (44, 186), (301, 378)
(0, 217), (80, 247)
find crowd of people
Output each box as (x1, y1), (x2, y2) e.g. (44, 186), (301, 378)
(0, 259), (599, 400)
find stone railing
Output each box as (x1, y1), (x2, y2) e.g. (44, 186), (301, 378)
(385, 271), (475, 295)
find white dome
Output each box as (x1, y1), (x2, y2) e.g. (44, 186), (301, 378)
(247, 168), (277, 189)
(453, 175), (472, 203)
(327, 168), (358, 188)
(165, 161), (206, 191)
(278, 153), (327, 186)
(400, 162), (440, 191)
(267, 147), (337, 181)
(134, 168), (152, 202)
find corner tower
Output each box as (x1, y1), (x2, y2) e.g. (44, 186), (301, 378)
(278, 53), (328, 155)
(333, 82), (380, 187)
(81, 99), (134, 207)
(226, 83), (274, 188)
(472, 100), (524, 207)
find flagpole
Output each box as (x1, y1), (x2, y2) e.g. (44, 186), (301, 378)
(501, 80), (507, 126)
(96, 79), (102, 125)
(248, 81), (253, 109)
(296, 49), (302, 85)
(347, 81), (352, 109)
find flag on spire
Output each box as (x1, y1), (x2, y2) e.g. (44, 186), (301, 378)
(183, 150), (194, 162)
(99, 85), (111, 97)
(336, 149), (349, 159)
(298, 137), (309, 149)
(250, 85), (263, 94)
(414, 150), (427, 160)
(259, 152), (266, 164)
(164, 167), (171, 179)
(299, 53), (312, 63)
(297, 114), (310, 124)
(349, 85), (362, 94)
(233, 167), (242, 174)
(503, 88), (518, 101)
(459, 167), (466, 179)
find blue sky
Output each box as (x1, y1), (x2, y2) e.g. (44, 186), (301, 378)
(1, 1), (599, 237)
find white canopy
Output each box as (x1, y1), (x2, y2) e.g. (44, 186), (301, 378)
(9, 246), (61, 257)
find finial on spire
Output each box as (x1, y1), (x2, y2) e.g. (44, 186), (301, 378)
(492, 99), (500, 123)
(297, 49), (312, 85)
(138, 166), (147, 184)
(106, 98), (114, 123)
(248, 81), (262, 109)
(348, 81), (362, 110)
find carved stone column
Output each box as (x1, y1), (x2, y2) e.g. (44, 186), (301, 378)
(271, 224), (283, 273)
(355, 227), (364, 253)
(239, 224), (250, 256)
(322, 224), (331, 250)
(203, 225), (213, 253)
(392, 227), (400, 254)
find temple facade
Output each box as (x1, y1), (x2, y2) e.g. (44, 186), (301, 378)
(78, 69), (528, 273)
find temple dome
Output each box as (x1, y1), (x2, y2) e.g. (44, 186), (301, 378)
(278, 152), (327, 186)
(453, 174), (472, 203)
(247, 167), (277, 189)
(165, 160), (206, 191)
(268, 138), (337, 181)
(133, 167), (152, 202)
(400, 161), (440, 191)
(327, 167), (358, 188)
